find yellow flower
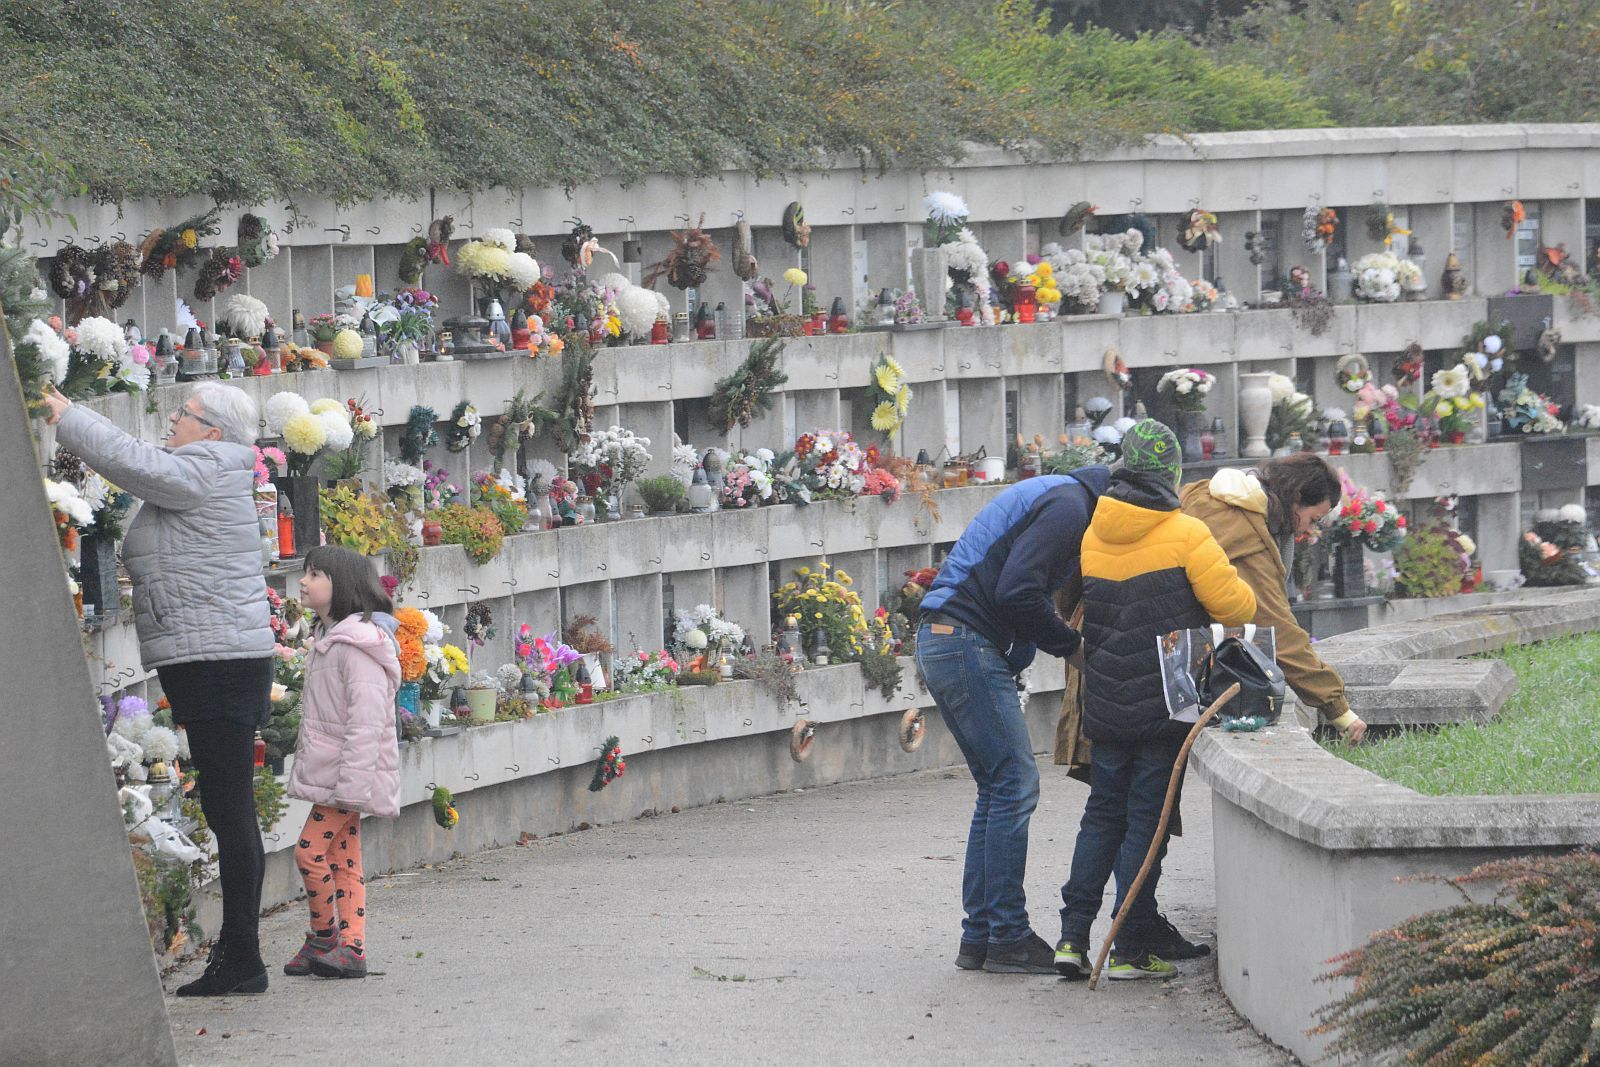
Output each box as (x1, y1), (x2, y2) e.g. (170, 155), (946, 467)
(798, 567), (811, 576)
(871, 401), (900, 432)
(606, 315), (621, 338)
(874, 363), (900, 394)
(896, 384), (911, 414)
(282, 412), (327, 454)
(784, 267), (808, 286)
(441, 644), (470, 674)
(814, 612), (823, 619)
(310, 397), (344, 416)
(1469, 393), (1486, 409)
(1435, 399), (1454, 417)
(333, 328), (364, 360)
(180, 228), (198, 250)
(1034, 262), (1054, 278)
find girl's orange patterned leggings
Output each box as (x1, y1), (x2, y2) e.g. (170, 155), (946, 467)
(295, 805), (367, 951)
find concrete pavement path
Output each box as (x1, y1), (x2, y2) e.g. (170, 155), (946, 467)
(167, 758), (1292, 1065)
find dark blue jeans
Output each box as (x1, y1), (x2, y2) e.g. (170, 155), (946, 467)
(1058, 734), (1184, 952)
(915, 623), (1040, 946)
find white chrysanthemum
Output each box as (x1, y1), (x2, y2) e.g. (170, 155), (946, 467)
(74, 316), (128, 363)
(141, 726), (179, 763)
(922, 190), (969, 223)
(421, 609), (447, 643)
(482, 228), (517, 253)
(309, 397), (345, 417)
(23, 318), (70, 382)
(319, 409), (355, 450)
(264, 391), (310, 434)
(506, 252), (541, 290)
(1559, 503), (1588, 524)
(113, 713), (152, 747)
(384, 459), (424, 488)
(527, 458), (558, 486)
(225, 293), (269, 339)
(653, 291), (671, 317)
(615, 285), (662, 338)
(45, 478), (94, 526)
(1268, 374), (1296, 404)
(1092, 425), (1122, 445)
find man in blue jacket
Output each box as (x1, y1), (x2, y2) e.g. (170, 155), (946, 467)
(915, 465), (1111, 975)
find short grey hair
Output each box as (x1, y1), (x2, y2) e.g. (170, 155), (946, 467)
(190, 382), (260, 446)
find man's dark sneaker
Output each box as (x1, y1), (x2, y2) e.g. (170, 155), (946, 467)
(955, 939), (987, 970)
(1054, 938), (1090, 978)
(1106, 950), (1178, 981)
(309, 944), (368, 979)
(982, 932), (1057, 975)
(175, 941), (269, 997)
(1149, 913), (1211, 960)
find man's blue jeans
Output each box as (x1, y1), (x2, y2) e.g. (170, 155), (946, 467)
(1058, 734), (1184, 952)
(915, 623), (1040, 946)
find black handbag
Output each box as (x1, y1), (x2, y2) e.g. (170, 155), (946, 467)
(1200, 623), (1287, 723)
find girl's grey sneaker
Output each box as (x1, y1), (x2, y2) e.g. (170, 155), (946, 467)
(309, 944), (368, 979)
(283, 931), (339, 976)
(982, 932), (1057, 974)
(955, 939), (988, 970)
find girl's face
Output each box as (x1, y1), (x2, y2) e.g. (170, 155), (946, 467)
(299, 567), (334, 618)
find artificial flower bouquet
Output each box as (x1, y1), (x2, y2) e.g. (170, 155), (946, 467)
(1520, 505), (1590, 586)
(672, 604), (745, 670)
(770, 560), (888, 664)
(263, 391), (357, 475)
(569, 425), (652, 500)
(1353, 252), (1424, 303)
(1497, 373), (1566, 435)
(1267, 373), (1318, 451)
(793, 429), (867, 499)
(455, 227), (541, 306)
(1327, 473), (1407, 552)
(610, 649), (681, 694)
(1158, 368), (1214, 412)
(1422, 364), (1485, 442)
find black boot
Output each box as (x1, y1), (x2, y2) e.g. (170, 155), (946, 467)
(175, 939), (269, 997)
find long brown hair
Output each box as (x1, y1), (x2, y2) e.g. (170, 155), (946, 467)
(1255, 453), (1341, 536)
(303, 545), (392, 625)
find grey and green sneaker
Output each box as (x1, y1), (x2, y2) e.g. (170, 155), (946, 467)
(1106, 951), (1178, 980)
(1053, 939), (1090, 978)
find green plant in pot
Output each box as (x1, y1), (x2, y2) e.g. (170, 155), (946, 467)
(635, 475), (686, 515)
(260, 691), (301, 775)
(435, 503), (505, 564)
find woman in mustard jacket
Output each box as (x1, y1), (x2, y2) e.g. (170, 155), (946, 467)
(1179, 453), (1367, 742)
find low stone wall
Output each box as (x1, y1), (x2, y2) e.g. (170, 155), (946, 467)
(192, 660), (1065, 941)
(1190, 588), (1600, 1064)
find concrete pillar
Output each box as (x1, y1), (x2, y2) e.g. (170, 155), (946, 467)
(0, 358), (178, 1066)
(1215, 210), (1260, 305)
(1404, 204), (1453, 300)
(1473, 202), (1521, 296)
(957, 377), (1006, 461)
(806, 224), (857, 324)
(861, 222), (916, 295)
(1014, 373), (1065, 447)
(899, 375), (948, 463)
(619, 400), (674, 479)
(1541, 199), (1587, 264)
(792, 388), (843, 433)
(1474, 492), (1521, 571)
(719, 562), (773, 648)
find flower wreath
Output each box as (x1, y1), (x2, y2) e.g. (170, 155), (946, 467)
(400, 405), (440, 464)
(1336, 354), (1371, 395)
(463, 602), (495, 647)
(446, 399), (481, 453)
(431, 786), (459, 829)
(588, 736), (626, 792)
(1302, 205), (1338, 255)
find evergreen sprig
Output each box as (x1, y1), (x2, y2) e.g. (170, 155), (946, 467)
(551, 346), (596, 454)
(588, 736), (625, 792)
(708, 337), (787, 432)
(400, 405), (439, 464)
(1314, 850), (1600, 1065)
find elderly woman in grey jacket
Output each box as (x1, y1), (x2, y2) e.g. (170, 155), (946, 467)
(44, 381), (275, 997)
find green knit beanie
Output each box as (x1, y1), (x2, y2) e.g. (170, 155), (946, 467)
(1120, 419), (1182, 485)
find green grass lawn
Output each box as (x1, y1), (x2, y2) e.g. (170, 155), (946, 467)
(1325, 630), (1600, 795)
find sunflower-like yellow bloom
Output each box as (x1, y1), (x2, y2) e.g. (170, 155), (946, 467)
(874, 363), (900, 394)
(871, 401), (900, 432)
(896, 384), (911, 414)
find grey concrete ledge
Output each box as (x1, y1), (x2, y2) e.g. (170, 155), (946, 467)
(1191, 587), (1600, 851)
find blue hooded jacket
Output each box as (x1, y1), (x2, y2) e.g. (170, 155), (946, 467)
(921, 467), (1111, 672)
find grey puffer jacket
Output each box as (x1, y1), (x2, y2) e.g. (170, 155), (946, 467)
(56, 404), (273, 669)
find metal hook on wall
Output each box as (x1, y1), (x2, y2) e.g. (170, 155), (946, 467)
(366, 226), (382, 236)
(596, 562), (608, 572)
(414, 590), (431, 601)
(641, 735), (654, 745)
(463, 772), (480, 782)
(548, 756), (561, 766)
(325, 224), (352, 242)
(840, 207), (854, 216)
(503, 578), (519, 590)
(412, 222), (424, 236)
(506, 764), (520, 774)
(700, 551), (711, 561)
(457, 585), (480, 597)
(647, 557), (662, 566)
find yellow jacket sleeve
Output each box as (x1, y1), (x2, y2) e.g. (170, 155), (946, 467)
(1229, 536), (1354, 724)
(1184, 524), (1257, 627)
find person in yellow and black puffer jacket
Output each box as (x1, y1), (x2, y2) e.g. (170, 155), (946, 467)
(1053, 419), (1255, 984)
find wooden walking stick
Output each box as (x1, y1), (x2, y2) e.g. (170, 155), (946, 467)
(1087, 682), (1240, 990)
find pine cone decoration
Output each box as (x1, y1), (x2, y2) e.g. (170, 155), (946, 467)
(781, 202), (810, 249)
(561, 219), (596, 269)
(644, 213), (720, 291)
(48, 243), (94, 300)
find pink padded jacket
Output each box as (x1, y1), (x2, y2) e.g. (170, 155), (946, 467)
(287, 615), (402, 818)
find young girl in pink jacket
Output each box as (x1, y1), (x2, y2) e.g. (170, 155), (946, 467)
(284, 546), (402, 979)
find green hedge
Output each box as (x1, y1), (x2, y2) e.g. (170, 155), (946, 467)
(0, 0), (1326, 208)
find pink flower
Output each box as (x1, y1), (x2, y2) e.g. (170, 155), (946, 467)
(131, 343), (151, 365)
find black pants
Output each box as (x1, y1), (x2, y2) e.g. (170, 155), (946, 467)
(184, 718), (266, 959)
(157, 657), (273, 961)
